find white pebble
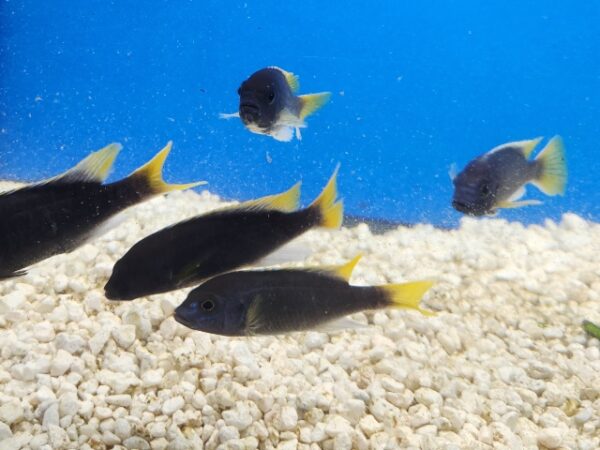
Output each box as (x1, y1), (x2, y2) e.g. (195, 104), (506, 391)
(33, 321), (56, 342)
(275, 406), (298, 431)
(112, 325), (136, 349)
(537, 428), (563, 449)
(162, 396), (185, 416)
(0, 400), (24, 425)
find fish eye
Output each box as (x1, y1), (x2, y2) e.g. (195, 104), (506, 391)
(200, 299), (215, 312)
(267, 91), (275, 103)
(480, 184), (490, 195)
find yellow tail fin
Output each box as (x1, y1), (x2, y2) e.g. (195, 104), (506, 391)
(299, 92), (331, 120)
(532, 135), (567, 195)
(309, 165), (343, 229)
(129, 141), (207, 194)
(244, 181), (301, 212)
(382, 280), (435, 316)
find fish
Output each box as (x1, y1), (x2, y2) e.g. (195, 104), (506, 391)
(174, 255), (435, 336)
(104, 167), (343, 300)
(451, 136), (567, 216)
(583, 320), (600, 340)
(220, 67), (331, 142)
(0, 142), (204, 280)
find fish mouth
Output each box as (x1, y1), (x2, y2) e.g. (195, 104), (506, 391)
(239, 103), (260, 123)
(174, 312), (195, 329)
(452, 200), (486, 216)
(103, 282), (135, 301)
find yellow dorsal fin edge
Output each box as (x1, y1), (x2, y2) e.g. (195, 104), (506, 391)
(245, 181), (302, 212)
(56, 143), (122, 184)
(130, 141), (206, 193)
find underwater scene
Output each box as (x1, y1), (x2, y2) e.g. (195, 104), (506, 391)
(1, 1), (599, 449)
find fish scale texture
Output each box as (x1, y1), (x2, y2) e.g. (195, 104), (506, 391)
(0, 181), (599, 450)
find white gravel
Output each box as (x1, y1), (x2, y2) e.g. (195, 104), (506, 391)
(1, 182), (600, 450)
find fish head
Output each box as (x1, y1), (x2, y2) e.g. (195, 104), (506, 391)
(237, 68), (287, 130)
(451, 160), (499, 216)
(174, 284), (247, 336)
(104, 256), (165, 300)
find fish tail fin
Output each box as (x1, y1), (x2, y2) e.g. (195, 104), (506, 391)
(298, 92), (331, 120)
(309, 165), (343, 229)
(128, 141), (206, 194)
(57, 143), (122, 184)
(245, 181), (302, 212)
(381, 280), (436, 316)
(532, 136), (567, 195)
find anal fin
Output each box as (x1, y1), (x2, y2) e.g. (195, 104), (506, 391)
(314, 317), (367, 333)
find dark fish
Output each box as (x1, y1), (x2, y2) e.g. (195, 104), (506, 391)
(174, 255), (435, 336)
(451, 136), (567, 216)
(220, 67), (330, 142)
(0, 142), (204, 279)
(104, 167), (343, 300)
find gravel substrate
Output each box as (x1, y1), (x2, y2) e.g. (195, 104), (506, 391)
(0, 183), (599, 450)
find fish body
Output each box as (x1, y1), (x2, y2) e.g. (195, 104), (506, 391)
(451, 136), (567, 216)
(174, 256), (434, 336)
(0, 142), (204, 279)
(221, 67), (330, 142)
(104, 167), (343, 300)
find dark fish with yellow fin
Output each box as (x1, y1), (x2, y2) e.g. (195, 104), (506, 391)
(451, 136), (567, 216)
(174, 255), (435, 336)
(220, 67), (331, 142)
(104, 167), (343, 300)
(0, 142), (204, 280)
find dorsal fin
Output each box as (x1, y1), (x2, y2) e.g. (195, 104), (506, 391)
(270, 66), (300, 92)
(243, 182), (301, 212)
(519, 137), (544, 158)
(310, 254), (362, 281)
(53, 143), (122, 184)
(488, 137), (543, 158)
(127, 141), (206, 194)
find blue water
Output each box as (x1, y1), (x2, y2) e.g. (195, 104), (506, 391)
(1, 1), (598, 227)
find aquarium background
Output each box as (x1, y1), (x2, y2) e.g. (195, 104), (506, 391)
(1, 0), (598, 227)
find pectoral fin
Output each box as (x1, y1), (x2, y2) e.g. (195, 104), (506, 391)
(496, 199), (543, 209)
(219, 112), (240, 119)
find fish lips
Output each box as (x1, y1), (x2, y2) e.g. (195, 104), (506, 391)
(452, 199), (488, 216)
(103, 279), (137, 301)
(239, 102), (261, 124)
(174, 309), (197, 329)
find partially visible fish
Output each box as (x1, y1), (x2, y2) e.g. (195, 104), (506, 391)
(583, 320), (600, 340)
(220, 66), (330, 142)
(104, 167), (343, 300)
(174, 255), (435, 336)
(451, 136), (567, 216)
(0, 142), (204, 279)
